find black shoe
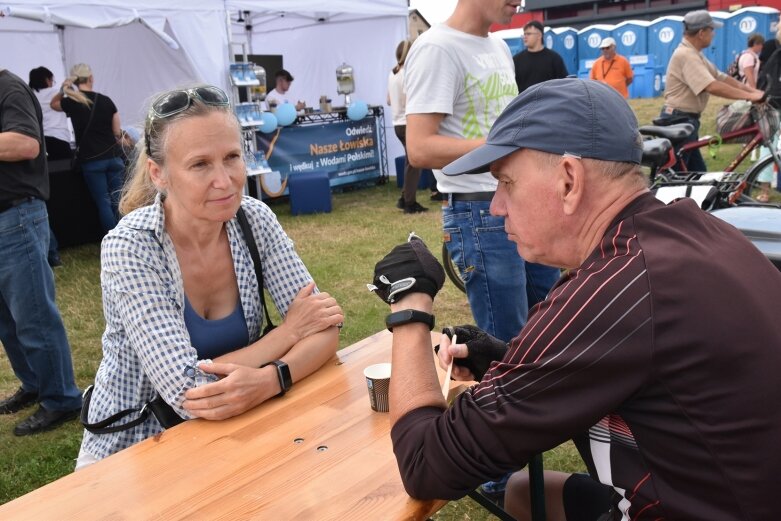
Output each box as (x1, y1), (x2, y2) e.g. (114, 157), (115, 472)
(396, 196), (405, 209)
(0, 387), (38, 414)
(13, 405), (80, 436)
(48, 254), (63, 268)
(403, 202), (429, 214)
(430, 191), (446, 201)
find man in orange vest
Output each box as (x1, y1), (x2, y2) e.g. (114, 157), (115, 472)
(589, 37), (633, 98)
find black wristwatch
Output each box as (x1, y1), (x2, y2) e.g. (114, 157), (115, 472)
(385, 309), (435, 332)
(261, 360), (292, 397)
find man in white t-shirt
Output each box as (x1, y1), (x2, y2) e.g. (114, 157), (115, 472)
(265, 69), (305, 111)
(405, 0), (561, 346)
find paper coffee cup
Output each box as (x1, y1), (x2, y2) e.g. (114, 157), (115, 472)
(364, 363), (391, 412)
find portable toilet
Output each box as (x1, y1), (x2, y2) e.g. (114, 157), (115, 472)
(649, 15), (684, 87)
(578, 24), (615, 62)
(702, 11), (730, 72)
(492, 27), (525, 57)
(725, 7), (780, 67)
(545, 26), (579, 75)
(612, 20), (651, 57)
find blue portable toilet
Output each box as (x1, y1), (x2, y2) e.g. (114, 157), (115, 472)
(702, 11), (730, 72)
(492, 27), (525, 57)
(613, 20), (651, 57)
(725, 7), (780, 68)
(649, 15), (684, 88)
(546, 26), (579, 75)
(578, 24), (615, 62)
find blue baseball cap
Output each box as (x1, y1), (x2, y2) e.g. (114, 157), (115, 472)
(442, 79), (643, 176)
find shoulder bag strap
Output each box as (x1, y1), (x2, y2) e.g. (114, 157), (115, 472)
(236, 206), (276, 335)
(80, 385), (152, 434)
(73, 93), (99, 160)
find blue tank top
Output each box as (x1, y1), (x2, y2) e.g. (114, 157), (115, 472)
(183, 295), (249, 359)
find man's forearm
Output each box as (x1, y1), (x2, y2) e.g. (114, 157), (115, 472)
(407, 134), (485, 170)
(406, 114), (486, 169)
(705, 80), (758, 101)
(0, 132), (40, 161)
(388, 293), (446, 425)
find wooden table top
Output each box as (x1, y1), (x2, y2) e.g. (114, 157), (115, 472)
(0, 330), (449, 520)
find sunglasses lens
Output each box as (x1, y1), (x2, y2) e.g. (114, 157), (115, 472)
(196, 87), (230, 105)
(152, 91), (190, 117)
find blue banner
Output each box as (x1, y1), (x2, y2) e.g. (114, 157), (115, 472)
(256, 116), (381, 197)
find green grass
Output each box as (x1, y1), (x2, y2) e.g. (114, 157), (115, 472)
(0, 95), (777, 516)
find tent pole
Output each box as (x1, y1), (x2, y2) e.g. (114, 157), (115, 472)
(57, 24), (68, 79)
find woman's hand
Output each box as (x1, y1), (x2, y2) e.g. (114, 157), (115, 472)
(182, 362), (275, 420)
(279, 282), (343, 344)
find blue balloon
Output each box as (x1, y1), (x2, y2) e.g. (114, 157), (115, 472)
(347, 100), (369, 121)
(275, 103), (297, 126)
(259, 111), (278, 133)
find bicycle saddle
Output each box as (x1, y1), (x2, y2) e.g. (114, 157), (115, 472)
(638, 123), (695, 143)
(641, 138), (672, 169)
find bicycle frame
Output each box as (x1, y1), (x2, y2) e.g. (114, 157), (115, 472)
(664, 122), (765, 173)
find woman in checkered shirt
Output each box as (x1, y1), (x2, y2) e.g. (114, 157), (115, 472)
(77, 86), (344, 467)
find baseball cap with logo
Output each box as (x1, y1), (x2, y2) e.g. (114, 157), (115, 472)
(683, 10), (723, 31)
(442, 79), (643, 176)
(599, 37), (617, 49)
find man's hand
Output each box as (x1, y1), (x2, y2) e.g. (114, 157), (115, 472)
(435, 325), (508, 381)
(369, 233), (445, 304)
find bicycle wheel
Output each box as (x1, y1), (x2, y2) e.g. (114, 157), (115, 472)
(743, 153), (779, 202)
(442, 243), (466, 294)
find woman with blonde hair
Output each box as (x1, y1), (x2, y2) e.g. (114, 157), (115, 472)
(388, 39), (429, 213)
(76, 85), (343, 467)
(51, 63), (126, 232)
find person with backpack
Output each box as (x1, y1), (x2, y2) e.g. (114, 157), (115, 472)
(736, 33), (765, 88)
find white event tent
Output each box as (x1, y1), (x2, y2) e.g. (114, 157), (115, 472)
(1, 0), (409, 161)
(1, 0), (229, 127)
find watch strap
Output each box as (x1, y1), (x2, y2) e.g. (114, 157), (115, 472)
(261, 360), (292, 396)
(385, 309), (435, 332)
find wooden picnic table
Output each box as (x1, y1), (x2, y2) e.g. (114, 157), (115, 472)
(0, 330), (451, 520)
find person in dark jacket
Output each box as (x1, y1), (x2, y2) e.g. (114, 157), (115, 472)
(370, 79), (781, 520)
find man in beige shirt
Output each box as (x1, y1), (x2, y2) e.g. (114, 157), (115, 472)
(661, 10), (764, 172)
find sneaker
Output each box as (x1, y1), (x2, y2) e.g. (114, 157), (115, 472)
(13, 405), (80, 436)
(403, 202), (429, 214)
(0, 387), (38, 414)
(396, 196), (405, 209)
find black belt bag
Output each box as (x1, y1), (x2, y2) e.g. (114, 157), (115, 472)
(80, 385), (184, 433)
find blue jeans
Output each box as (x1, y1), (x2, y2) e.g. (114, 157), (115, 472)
(443, 199), (560, 343)
(81, 157), (125, 232)
(658, 109), (707, 173)
(0, 199), (81, 411)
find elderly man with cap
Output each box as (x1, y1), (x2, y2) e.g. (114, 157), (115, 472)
(369, 78), (781, 520)
(661, 9), (764, 172)
(589, 37), (633, 98)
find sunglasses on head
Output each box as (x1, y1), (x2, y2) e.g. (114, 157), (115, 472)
(145, 86), (231, 155)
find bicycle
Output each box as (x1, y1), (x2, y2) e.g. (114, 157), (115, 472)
(638, 101), (781, 202)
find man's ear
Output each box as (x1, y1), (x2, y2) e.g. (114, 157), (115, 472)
(556, 156), (585, 216)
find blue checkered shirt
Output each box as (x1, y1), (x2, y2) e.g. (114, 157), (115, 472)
(80, 195), (314, 460)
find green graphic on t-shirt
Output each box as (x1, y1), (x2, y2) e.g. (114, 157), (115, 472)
(462, 72), (517, 139)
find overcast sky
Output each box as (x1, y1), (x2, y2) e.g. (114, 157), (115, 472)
(409, 0), (457, 25)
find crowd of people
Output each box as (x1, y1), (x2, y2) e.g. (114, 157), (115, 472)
(2, 1), (781, 519)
